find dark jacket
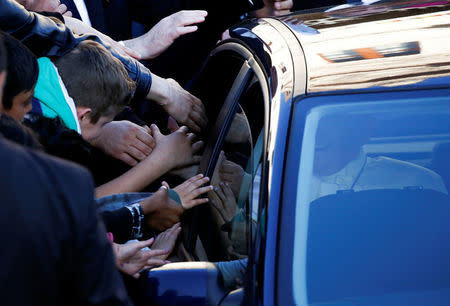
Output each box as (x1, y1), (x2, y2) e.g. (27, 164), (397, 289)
(0, 138), (132, 306)
(0, 0), (151, 100)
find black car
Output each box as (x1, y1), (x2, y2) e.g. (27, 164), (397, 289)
(139, 1), (450, 305)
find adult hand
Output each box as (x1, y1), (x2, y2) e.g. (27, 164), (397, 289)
(151, 223), (182, 260)
(140, 186), (185, 231)
(166, 174), (213, 209)
(220, 159), (245, 197)
(151, 124), (203, 170)
(253, 0), (293, 17)
(125, 10), (207, 60)
(210, 182), (237, 227)
(164, 78), (207, 133)
(113, 238), (169, 278)
(90, 121), (155, 166)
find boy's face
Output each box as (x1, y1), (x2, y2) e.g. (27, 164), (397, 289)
(80, 113), (115, 142)
(4, 89), (33, 122)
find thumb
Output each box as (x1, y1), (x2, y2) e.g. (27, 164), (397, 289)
(139, 237), (155, 249)
(151, 124), (162, 138)
(162, 181), (171, 189)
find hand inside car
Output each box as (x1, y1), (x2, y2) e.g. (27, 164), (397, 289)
(90, 120), (155, 166)
(113, 238), (169, 278)
(209, 182), (237, 227)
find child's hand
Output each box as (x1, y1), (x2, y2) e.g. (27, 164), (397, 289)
(167, 174), (213, 209)
(113, 238), (169, 278)
(151, 223), (182, 260)
(151, 124), (203, 170)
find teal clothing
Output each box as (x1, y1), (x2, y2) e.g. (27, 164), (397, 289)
(34, 57), (80, 133)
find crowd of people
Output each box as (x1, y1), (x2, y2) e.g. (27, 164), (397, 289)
(0, 0), (295, 304)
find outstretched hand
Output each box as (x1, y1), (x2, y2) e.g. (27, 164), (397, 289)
(140, 186), (185, 231)
(164, 174), (213, 209)
(113, 238), (169, 278)
(210, 182), (237, 227)
(151, 223), (182, 260)
(253, 0), (293, 17)
(91, 121), (155, 166)
(163, 78), (207, 133)
(126, 10), (208, 59)
(151, 124), (203, 170)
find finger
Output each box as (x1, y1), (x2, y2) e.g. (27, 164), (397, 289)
(135, 130), (155, 150)
(187, 197), (209, 208)
(126, 145), (147, 161)
(138, 237), (155, 249)
(162, 181), (171, 189)
(186, 119), (201, 134)
(215, 185), (226, 202)
(167, 116), (179, 133)
(63, 10), (72, 17)
(192, 141), (204, 154)
(146, 248), (169, 258)
(178, 126), (189, 134)
(143, 125), (151, 133)
(189, 109), (207, 129)
(133, 272), (141, 279)
(274, 0), (293, 10)
(182, 173), (204, 186)
(190, 176), (210, 189)
(192, 103), (207, 123)
(151, 124), (163, 138)
(57, 4), (68, 14)
(177, 25), (198, 36)
(186, 132), (196, 143)
(146, 259), (168, 267)
(118, 152), (138, 166)
(178, 10), (208, 25)
(222, 183), (235, 198)
(192, 185), (214, 198)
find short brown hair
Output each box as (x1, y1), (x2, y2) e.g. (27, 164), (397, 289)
(53, 40), (135, 123)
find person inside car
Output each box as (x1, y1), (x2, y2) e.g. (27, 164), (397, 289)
(310, 114), (448, 201)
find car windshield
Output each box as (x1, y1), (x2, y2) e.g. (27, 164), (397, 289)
(293, 94), (450, 305)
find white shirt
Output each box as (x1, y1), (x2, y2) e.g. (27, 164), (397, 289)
(311, 152), (448, 202)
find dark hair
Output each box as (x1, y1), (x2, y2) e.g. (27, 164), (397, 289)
(0, 114), (42, 149)
(53, 40), (136, 123)
(2, 32), (39, 110)
(0, 31), (6, 73)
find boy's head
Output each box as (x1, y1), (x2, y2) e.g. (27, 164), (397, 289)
(1, 32), (38, 122)
(53, 40), (135, 140)
(0, 32), (7, 107)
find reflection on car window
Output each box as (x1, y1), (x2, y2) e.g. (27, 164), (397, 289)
(207, 80), (265, 260)
(294, 99), (450, 305)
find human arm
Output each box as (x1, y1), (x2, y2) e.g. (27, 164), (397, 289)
(146, 74), (207, 133)
(123, 10), (207, 60)
(94, 124), (202, 198)
(90, 120), (155, 166)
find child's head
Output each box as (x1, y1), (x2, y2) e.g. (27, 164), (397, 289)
(0, 32), (7, 108)
(1, 32), (38, 122)
(53, 40), (135, 140)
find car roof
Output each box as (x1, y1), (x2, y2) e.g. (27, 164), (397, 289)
(275, 0), (450, 94)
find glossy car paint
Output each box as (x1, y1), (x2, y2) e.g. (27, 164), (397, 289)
(143, 1), (450, 305)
